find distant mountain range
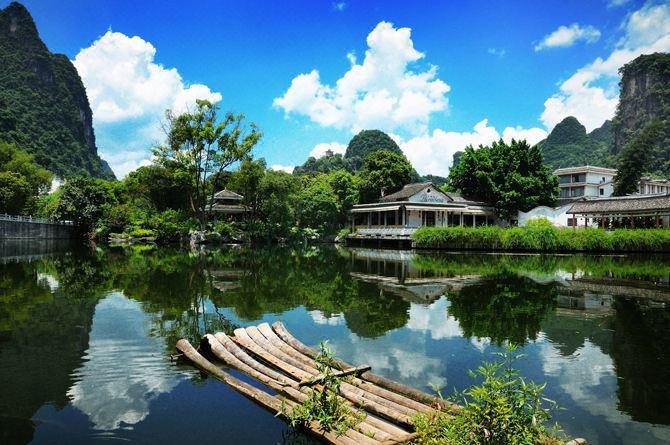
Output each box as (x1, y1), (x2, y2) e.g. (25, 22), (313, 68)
(0, 2), (114, 179)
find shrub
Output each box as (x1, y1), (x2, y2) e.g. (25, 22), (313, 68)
(413, 345), (564, 445)
(129, 228), (155, 238)
(337, 227), (350, 240)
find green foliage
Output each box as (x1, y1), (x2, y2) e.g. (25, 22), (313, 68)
(447, 139), (558, 220)
(0, 141), (52, 214)
(282, 341), (364, 435)
(153, 99), (261, 229)
(413, 345), (562, 445)
(50, 177), (114, 232)
(344, 129), (403, 171)
(358, 150), (413, 203)
(536, 117), (614, 170)
(413, 220), (670, 252)
(614, 119), (667, 195)
(0, 3), (113, 179)
(294, 153), (353, 175)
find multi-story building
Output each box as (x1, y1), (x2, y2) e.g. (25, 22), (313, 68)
(554, 166), (616, 205)
(639, 177), (670, 195)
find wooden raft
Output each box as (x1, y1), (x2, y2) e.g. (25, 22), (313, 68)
(175, 321), (451, 445)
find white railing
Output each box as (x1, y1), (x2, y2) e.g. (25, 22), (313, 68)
(0, 213), (74, 226)
(353, 227), (418, 237)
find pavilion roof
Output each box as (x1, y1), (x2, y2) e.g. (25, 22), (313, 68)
(568, 193), (670, 215)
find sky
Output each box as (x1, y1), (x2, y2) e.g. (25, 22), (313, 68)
(5, 0), (670, 178)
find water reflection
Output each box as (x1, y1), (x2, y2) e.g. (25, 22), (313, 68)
(1, 244), (670, 444)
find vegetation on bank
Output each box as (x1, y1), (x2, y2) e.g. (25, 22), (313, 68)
(413, 345), (564, 445)
(413, 218), (670, 252)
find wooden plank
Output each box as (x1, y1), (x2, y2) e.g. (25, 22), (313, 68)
(233, 328), (312, 380)
(299, 365), (372, 387)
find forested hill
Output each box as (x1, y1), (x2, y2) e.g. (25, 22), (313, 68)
(612, 53), (670, 194)
(535, 116), (614, 170)
(0, 2), (114, 179)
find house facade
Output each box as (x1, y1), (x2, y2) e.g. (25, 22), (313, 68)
(348, 182), (495, 241)
(554, 166), (616, 205)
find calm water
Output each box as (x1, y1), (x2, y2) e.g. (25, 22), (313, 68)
(1, 241), (670, 444)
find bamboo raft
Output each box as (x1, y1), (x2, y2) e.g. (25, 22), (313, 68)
(176, 321), (588, 445)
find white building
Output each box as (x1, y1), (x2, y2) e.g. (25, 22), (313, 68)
(639, 177), (670, 195)
(554, 166), (616, 204)
(349, 182), (495, 241)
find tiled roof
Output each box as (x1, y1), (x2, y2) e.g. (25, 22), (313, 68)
(568, 193), (670, 214)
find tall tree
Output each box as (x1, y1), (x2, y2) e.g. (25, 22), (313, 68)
(613, 119), (665, 195)
(358, 151), (413, 203)
(153, 100), (262, 229)
(448, 139), (558, 221)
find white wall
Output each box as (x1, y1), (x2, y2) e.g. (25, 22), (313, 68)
(518, 205), (592, 228)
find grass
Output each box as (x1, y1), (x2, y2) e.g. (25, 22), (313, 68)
(412, 218), (670, 252)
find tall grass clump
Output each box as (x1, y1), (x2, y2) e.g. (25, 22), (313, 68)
(412, 218), (670, 252)
(413, 345), (565, 445)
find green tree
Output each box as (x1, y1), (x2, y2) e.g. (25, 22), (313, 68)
(326, 170), (359, 225)
(293, 153), (352, 175)
(344, 129), (403, 171)
(0, 142), (53, 214)
(153, 100), (261, 229)
(448, 139), (558, 221)
(51, 177), (113, 232)
(257, 170), (297, 239)
(294, 176), (341, 234)
(227, 157), (267, 217)
(358, 150), (413, 203)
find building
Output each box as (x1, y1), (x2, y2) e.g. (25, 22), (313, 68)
(567, 193), (670, 228)
(206, 189), (248, 217)
(518, 202), (587, 228)
(639, 177), (670, 195)
(348, 182), (495, 242)
(554, 166), (616, 205)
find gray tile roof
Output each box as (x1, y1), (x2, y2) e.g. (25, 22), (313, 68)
(379, 182), (434, 202)
(568, 193), (670, 214)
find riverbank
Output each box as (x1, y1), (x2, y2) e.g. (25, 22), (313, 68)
(412, 220), (670, 253)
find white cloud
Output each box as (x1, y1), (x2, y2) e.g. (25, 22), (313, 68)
(535, 23), (601, 51)
(333, 2), (346, 12)
(399, 119), (547, 176)
(99, 149), (152, 179)
(608, 0), (632, 8)
(271, 164), (295, 174)
(487, 47), (506, 58)
(274, 21), (450, 135)
(541, 3), (670, 131)
(309, 142), (347, 158)
(73, 31), (222, 177)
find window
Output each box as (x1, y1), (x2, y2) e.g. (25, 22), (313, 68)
(600, 189), (604, 196)
(602, 177), (605, 183)
(568, 217), (577, 227)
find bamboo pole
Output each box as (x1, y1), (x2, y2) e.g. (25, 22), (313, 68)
(272, 321), (457, 411)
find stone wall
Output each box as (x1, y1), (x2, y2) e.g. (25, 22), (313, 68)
(0, 218), (74, 239)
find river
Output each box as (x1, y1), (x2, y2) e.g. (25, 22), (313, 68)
(1, 242), (669, 444)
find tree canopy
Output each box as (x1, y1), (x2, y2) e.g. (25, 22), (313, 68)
(153, 100), (261, 229)
(358, 150), (413, 203)
(0, 141), (52, 214)
(448, 139), (558, 220)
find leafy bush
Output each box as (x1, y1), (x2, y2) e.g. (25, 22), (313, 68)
(337, 227), (350, 240)
(129, 228), (155, 238)
(413, 345), (563, 445)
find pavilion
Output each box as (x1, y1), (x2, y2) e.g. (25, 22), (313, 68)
(206, 189), (249, 218)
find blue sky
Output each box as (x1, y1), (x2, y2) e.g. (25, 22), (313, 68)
(5, 0), (669, 177)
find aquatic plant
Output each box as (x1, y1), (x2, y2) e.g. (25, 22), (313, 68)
(282, 341), (364, 435)
(413, 344), (564, 445)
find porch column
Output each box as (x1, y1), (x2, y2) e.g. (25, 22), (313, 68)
(367, 212), (371, 228)
(656, 213), (661, 228)
(630, 217), (635, 229)
(472, 214), (476, 228)
(460, 212), (463, 226)
(384, 211), (387, 227)
(402, 208), (406, 227)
